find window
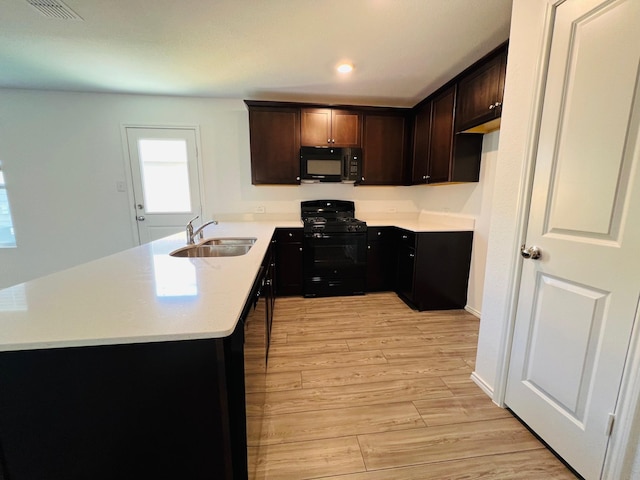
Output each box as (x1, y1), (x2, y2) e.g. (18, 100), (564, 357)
(0, 163), (17, 248)
(137, 138), (192, 213)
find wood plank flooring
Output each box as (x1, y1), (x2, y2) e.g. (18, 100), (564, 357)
(246, 293), (577, 480)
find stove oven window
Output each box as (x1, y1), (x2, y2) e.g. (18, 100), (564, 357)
(304, 233), (366, 274)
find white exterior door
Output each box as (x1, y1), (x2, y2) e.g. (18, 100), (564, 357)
(505, 0), (640, 478)
(125, 127), (203, 244)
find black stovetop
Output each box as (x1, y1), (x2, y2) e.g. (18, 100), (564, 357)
(301, 200), (367, 233)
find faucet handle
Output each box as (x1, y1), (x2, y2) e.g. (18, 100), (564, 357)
(186, 215), (200, 244)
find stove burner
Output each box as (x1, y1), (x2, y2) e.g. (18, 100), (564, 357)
(301, 200), (367, 233)
(304, 216), (327, 225)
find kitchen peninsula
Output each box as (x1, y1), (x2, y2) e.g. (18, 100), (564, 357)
(0, 213), (473, 479)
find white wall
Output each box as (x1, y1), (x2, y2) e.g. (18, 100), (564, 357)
(473, 0), (547, 395)
(0, 89), (497, 318)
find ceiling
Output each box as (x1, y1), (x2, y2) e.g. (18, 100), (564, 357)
(0, 0), (512, 107)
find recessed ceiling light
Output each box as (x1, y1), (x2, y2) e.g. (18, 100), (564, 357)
(337, 63), (354, 74)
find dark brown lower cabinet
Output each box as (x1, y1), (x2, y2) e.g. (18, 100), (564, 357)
(395, 229), (416, 300)
(366, 227), (397, 292)
(274, 228), (304, 296)
(0, 337), (239, 480)
(274, 226), (473, 311)
(396, 230), (473, 311)
(0, 263), (277, 480)
(263, 239), (276, 353)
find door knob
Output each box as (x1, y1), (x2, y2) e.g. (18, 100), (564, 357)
(136, 204), (144, 210)
(520, 244), (541, 260)
(137, 216), (145, 221)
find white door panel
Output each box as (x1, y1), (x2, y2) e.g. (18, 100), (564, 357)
(505, 0), (640, 478)
(524, 274), (608, 417)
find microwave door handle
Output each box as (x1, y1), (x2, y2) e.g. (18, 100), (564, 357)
(343, 152), (348, 179)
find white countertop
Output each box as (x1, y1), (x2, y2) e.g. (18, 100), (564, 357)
(360, 211), (475, 232)
(0, 213), (472, 353)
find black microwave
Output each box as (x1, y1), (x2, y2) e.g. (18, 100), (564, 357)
(300, 147), (362, 183)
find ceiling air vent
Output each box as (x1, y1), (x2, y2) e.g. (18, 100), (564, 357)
(25, 0), (83, 20)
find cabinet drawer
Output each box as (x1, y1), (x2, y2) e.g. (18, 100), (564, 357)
(397, 229), (416, 246)
(275, 228), (304, 243)
(367, 226), (394, 243)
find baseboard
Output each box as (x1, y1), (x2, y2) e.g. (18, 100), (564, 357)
(465, 305), (481, 318)
(471, 372), (494, 399)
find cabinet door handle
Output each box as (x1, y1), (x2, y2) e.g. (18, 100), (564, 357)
(409, 253), (415, 258)
(361, 176), (365, 182)
(489, 104), (495, 110)
(367, 245), (371, 249)
(402, 235), (408, 239)
(288, 233), (293, 237)
(296, 176), (300, 181)
(327, 139), (331, 143)
(495, 102), (502, 108)
(299, 247), (303, 252)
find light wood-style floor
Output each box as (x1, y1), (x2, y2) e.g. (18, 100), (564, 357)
(245, 292), (578, 480)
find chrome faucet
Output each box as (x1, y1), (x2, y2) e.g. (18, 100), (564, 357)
(186, 216), (218, 244)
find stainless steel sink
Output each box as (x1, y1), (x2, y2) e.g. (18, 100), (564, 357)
(200, 237), (257, 246)
(170, 243), (253, 258)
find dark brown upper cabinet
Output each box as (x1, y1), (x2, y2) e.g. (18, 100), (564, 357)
(245, 42), (508, 186)
(411, 101), (432, 184)
(361, 112), (408, 185)
(246, 103), (301, 185)
(428, 86), (456, 184)
(455, 44), (507, 133)
(410, 86), (483, 185)
(301, 108), (361, 147)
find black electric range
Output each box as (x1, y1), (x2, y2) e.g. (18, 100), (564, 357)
(301, 200), (367, 297)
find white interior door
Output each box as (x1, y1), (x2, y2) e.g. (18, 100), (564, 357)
(125, 127), (203, 244)
(505, 0), (640, 478)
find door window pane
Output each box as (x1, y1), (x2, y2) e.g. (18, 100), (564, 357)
(138, 139), (192, 213)
(0, 167), (17, 248)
